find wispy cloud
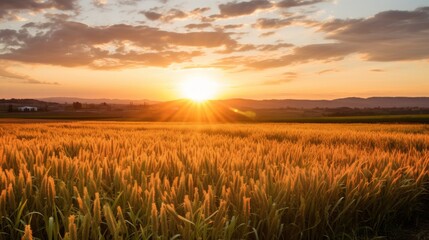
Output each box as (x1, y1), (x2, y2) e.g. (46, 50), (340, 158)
(253, 16), (305, 29)
(276, 0), (330, 8)
(263, 78), (294, 85)
(259, 31), (276, 37)
(0, 68), (59, 85)
(317, 69), (338, 74)
(263, 72), (298, 85)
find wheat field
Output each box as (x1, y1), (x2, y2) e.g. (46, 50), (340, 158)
(0, 122), (428, 239)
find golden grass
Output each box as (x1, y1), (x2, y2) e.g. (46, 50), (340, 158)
(0, 122), (428, 239)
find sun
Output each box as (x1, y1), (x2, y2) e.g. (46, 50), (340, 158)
(180, 77), (219, 102)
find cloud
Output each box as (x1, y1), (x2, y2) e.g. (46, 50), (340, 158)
(215, 0), (273, 18)
(209, 0), (325, 20)
(210, 0), (325, 20)
(249, 43), (354, 69)
(258, 43), (294, 51)
(212, 56), (250, 70)
(254, 18), (292, 29)
(370, 69), (384, 72)
(259, 31), (275, 37)
(319, 7), (429, 61)
(142, 9), (188, 22)
(317, 68), (337, 74)
(263, 78), (293, 85)
(243, 7), (429, 69)
(0, 20), (236, 69)
(191, 7), (210, 15)
(222, 24), (244, 29)
(91, 51), (202, 69)
(261, 72), (298, 85)
(283, 71), (298, 77)
(263, 72), (297, 85)
(93, 0), (108, 7)
(0, 67), (58, 85)
(217, 44), (257, 54)
(44, 13), (74, 22)
(142, 7), (210, 23)
(217, 42), (293, 54)
(142, 11), (162, 21)
(0, 0), (78, 20)
(118, 0), (139, 5)
(253, 15), (307, 29)
(185, 23), (212, 29)
(276, 0), (328, 8)
(162, 9), (188, 22)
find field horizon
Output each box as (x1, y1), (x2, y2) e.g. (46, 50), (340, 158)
(2, 97), (429, 124)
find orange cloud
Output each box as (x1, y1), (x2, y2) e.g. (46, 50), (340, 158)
(0, 20), (236, 69)
(263, 72), (298, 85)
(215, 0), (273, 18)
(236, 7), (429, 70)
(0, 66), (58, 85)
(0, 0), (77, 20)
(317, 69), (338, 74)
(249, 43), (354, 69)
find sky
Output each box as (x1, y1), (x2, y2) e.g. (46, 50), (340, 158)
(0, 0), (428, 100)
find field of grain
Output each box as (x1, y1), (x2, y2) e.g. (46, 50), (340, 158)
(0, 122), (428, 239)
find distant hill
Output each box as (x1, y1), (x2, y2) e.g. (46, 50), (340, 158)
(5, 97), (429, 109)
(39, 97), (159, 105)
(0, 98), (60, 112)
(0, 99), (58, 105)
(218, 97), (429, 109)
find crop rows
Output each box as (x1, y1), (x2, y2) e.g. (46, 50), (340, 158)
(0, 122), (428, 239)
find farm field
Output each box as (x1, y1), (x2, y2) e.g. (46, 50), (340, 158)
(0, 122), (428, 239)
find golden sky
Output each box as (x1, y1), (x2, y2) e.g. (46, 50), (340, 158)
(0, 0), (428, 100)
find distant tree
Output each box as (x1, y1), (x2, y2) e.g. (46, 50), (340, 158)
(72, 102), (82, 110)
(8, 104), (13, 112)
(100, 102), (111, 111)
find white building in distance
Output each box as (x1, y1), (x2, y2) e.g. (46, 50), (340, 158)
(17, 106), (38, 112)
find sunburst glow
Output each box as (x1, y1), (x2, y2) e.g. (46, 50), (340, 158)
(181, 77), (219, 102)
